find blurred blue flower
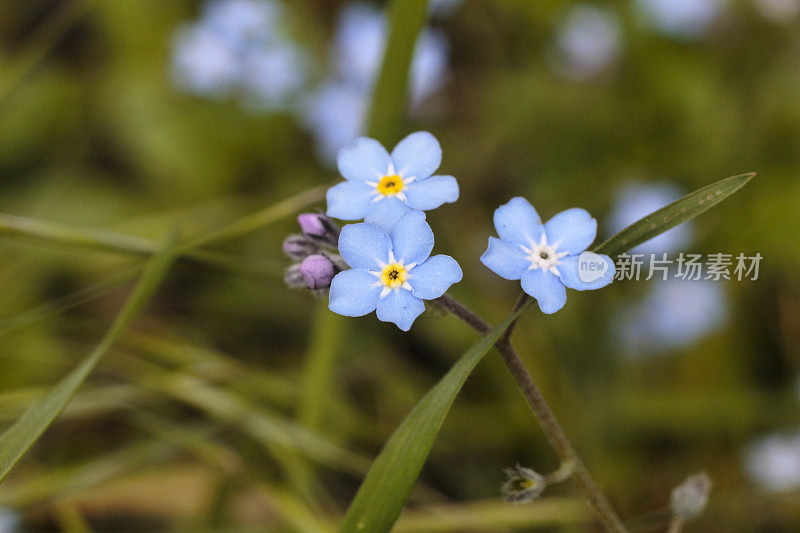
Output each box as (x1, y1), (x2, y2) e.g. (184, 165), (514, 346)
(332, 2), (450, 103)
(608, 182), (694, 255)
(635, 0), (725, 39)
(332, 2), (386, 91)
(552, 4), (622, 81)
(744, 431), (800, 492)
(329, 211), (462, 331)
(616, 277), (728, 355)
(0, 509), (18, 533)
(170, 0), (308, 109)
(203, 0), (282, 45)
(410, 30), (451, 105)
(326, 132), (459, 231)
(240, 42), (308, 110)
(303, 82), (368, 163)
(306, 2), (450, 163)
(171, 24), (242, 97)
(481, 197), (615, 314)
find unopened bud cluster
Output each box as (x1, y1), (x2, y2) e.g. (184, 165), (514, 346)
(670, 471), (712, 522)
(501, 464), (546, 504)
(283, 213), (343, 291)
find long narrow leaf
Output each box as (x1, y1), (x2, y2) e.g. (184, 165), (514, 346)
(593, 172), (755, 257)
(339, 300), (533, 533)
(0, 232), (177, 482)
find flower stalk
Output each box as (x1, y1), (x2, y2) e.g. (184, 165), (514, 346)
(435, 292), (629, 533)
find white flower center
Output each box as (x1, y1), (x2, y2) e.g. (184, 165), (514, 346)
(520, 232), (569, 276)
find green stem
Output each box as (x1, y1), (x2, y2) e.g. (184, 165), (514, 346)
(0, 231), (178, 482)
(181, 184), (328, 250)
(365, 0), (429, 143)
(0, 183), (325, 274)
(298, 303), (347, 429)
(435, 293), (629, 533)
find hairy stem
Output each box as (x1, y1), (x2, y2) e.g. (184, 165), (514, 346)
(435, 293), (628, 533)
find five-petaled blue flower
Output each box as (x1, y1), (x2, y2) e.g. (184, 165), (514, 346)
(329, 210), (462, 331)
(326, 131), (459, 232)
(481, 197), (615, 314)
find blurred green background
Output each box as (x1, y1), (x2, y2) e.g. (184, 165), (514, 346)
(1, 0), (799, 531)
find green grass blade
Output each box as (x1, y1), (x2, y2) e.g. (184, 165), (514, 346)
(0, 439), (176, 507)
(0, 213), (158, 255)
(365, 0), (429, 144)
(0, 265), (139, 338)
(338, 300), (533, 533)
(0, 232), (178, 482)
(181, 184), (328, 249)
(298, 304), (347, 431)
(109, 352), (371, 475)
(593, 172), (756, 257)
(0, 214), (280, 275)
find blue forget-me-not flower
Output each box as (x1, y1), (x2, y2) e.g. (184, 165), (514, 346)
(327, 131), (459, 232)
(329, 211), (463, 331)
(481, 197), (615, 314)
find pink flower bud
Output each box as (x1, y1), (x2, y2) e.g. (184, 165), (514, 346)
(297, 213), (339, 244)
(299, 254), (335, 290)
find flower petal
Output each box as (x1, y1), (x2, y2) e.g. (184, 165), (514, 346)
(337, 222), (391, 269)
(390, 210), (434, 266)
(337, 137), (391, 182)
(544, 208), (597, 255)
(390, 131), (441, 180)
(558, 253), (615, 291)
(480, 237), (530, 280)
(376, 289), (425, 331)
(329, 268), (381, 317)
(521, 268), (567, 314)
(409, 254), (462, 300)
(404, 175), (459, 211)
(326, 181), (373, 220)
(365, 196), (412, 233)
(493, 197), (543, 246)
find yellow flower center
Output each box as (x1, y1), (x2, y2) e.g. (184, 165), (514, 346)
(376, 174), (404, 196)
(381, 263), (407, 289)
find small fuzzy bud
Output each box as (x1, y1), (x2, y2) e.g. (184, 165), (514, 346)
(284, 264), (307, 289)
(299, 254), (336, 290)
(671, 471), (712, 521)
(282, 234), (319, 261)
(501, 464), (546, 504)
(297, 213), (339, 245)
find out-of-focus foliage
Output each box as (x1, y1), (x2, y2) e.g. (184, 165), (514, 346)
(0, 0), (799, 531)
